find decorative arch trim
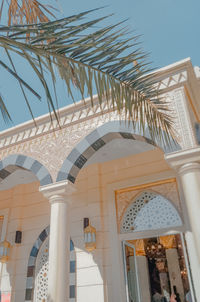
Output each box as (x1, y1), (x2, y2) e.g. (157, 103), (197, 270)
(57, 120), (179, 183)
(0, 154), (53, 186)
(25, 226), (50, 301)
(25, 226), (75, 301)
(120, 190), (182, 233)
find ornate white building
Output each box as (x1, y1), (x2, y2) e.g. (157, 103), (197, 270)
(0, 58), (200, 302)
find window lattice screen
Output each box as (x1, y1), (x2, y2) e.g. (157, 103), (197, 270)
(120, 191), (182, 233)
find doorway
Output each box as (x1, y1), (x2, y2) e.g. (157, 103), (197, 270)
(122, 234), (193, 302)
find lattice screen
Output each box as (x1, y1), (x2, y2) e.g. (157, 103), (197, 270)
(120, 191), (182, 233)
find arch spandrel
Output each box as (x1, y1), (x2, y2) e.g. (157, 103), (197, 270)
(0, 116), (180, 183)
(0, 112), (119, 181)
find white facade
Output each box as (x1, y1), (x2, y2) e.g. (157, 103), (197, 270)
(0, 58), (199, 302)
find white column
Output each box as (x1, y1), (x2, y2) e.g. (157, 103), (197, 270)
(165, 147), (200, 300)
(178, 162), (200, 259)
(166, 248), (184, 301)
(40, 181), (75, 302)
(136, 256), (151, 302)
(184, 231), (200, 299)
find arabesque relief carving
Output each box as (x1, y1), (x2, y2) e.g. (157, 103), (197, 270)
(0, 111), (119, 181)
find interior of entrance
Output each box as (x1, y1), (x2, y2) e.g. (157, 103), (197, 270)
(124, 234), (192, 302)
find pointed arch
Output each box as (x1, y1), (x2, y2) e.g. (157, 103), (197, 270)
(0, 154), (53, 186)
(120, 191), (182, 233)
(56, 121), (180, 183)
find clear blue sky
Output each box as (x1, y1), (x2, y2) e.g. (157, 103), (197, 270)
(0, 0), (200, 130)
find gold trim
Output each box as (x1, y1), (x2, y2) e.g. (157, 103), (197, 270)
(115, 191), (119, 226)
(115, 178), (176, 194)
(0, 216), (4, 221)
(184, 85), (200, 122)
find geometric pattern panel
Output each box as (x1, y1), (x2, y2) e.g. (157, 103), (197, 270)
(120, 191), (156, 233)
(0, 154), (53, 186)
(25, 226), (76, 302)
(121, 191), (182, 233)
(56, 121), (180, 184)
(33, 237), (76, 302)
(34, 238), (49, 302)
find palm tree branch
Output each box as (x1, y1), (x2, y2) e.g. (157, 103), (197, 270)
(0, 10), (175, 144)
(0, 93), (12, 123)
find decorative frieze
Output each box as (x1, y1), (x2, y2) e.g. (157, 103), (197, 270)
(0, 111), (120, 181)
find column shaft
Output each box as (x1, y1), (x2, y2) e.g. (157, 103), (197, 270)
(165, 149), (200, 300)
(136, 256), (151, 302)
(166, 249), (184, 301)
(184, 231), (200, 300)
(179, 163), (200, 259)
(48, 196), (69, 302)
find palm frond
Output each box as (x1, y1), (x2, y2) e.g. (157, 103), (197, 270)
(0, 9), (174, 144)
(0, 0), (56, 26)
(0, 94), (12, 123)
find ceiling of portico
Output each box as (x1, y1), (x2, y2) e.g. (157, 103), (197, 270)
(85, 138), (155, 167)
(0, 169), (37, 191)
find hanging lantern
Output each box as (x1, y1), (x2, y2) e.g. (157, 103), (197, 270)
(84, 219), (96, 252)
(0, 240), (11, 263)
(145, 241), (165, 259)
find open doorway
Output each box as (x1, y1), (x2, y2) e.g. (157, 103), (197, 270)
(123, 234), (193, 302)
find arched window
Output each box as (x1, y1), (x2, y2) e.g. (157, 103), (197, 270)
(33, 238), (76, 302)
(34, 238), (49, 301)
(25, 226), (76, 302)
(120, 191), (182, 233)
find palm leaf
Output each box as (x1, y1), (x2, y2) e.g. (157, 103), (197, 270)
(0, 94), (11, 123)
(0, 9), (174, 145)
(0, 0), (56, 26)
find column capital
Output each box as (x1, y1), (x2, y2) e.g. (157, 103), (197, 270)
(178, 162), (200, 175)
(39, 180), (76, 202)
(165, 147), (200, 170)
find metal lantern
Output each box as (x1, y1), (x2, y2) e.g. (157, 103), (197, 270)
(0, 240), (11, 263)
(84, 224), (96, 252)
